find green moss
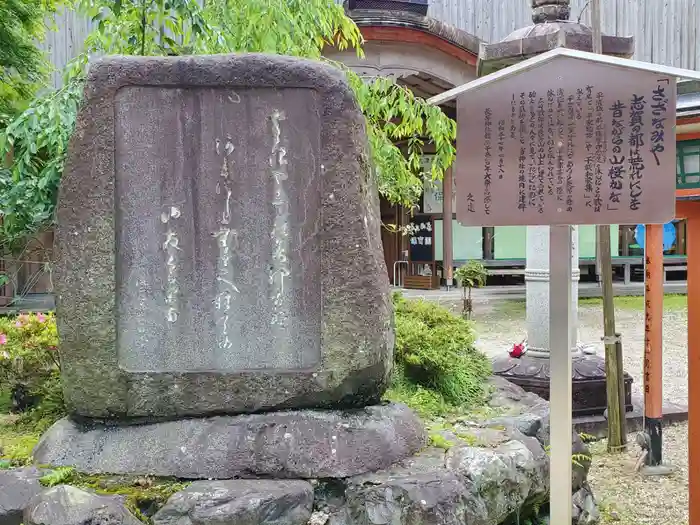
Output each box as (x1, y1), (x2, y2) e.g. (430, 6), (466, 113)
(0, 417), (40, 466)
(428, 433), (455, 450)
(40, 469), (189, 523)
(452, 431), (480, 447)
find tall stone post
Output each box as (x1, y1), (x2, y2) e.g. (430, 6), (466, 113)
(525, 226), (579, 356)
(485, 0), (636, 416)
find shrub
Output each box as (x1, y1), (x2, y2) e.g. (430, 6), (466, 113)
(388, 293), (492, 416)
(0, 312), (63, 425)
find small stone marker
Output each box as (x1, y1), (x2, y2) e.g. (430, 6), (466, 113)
(54, 54), (393, 419)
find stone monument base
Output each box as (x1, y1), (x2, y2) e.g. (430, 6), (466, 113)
(33, 403), (426, 479)
(492, 350), (634, 417)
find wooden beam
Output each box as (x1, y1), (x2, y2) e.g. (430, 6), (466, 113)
(442, 167), (454, 287)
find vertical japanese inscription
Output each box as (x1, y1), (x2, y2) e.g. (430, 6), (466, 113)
(607, 100), (626, 210)
(213, 135), (239, 351)
(269, 109), (291, 328)
(555, 88), (565, 202)
(483, 108), (493, 215)
(650, 80), (670, 166)
(546, 90), (556, 198)
(161, 205), (182, 323)
(536, 96), (546, 213)
(565, 91), (577, 211)
(584, 86), (595, 208)
(593, 91), (606, 213)
(518, 93), (527, 211)
(497, 118), (506, 180)
(628, 94), (647, 210)
(527, 91), (537, 210)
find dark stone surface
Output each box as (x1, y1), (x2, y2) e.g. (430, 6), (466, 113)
(55, 53), (392, 420)
(531, 0), (570, 23)
(33, 404), (426, 479)
(153, 480), (314, 525)
(491, 353), (634, 417)
(0, 467), (46, 525)
(115, 86), (323, 373)
(23, 485), (142, 525)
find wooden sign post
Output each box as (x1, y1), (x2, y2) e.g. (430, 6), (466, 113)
(427, 47), (700, 523)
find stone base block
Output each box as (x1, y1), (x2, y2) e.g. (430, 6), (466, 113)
(33, 403), (426, 479)
(492, 352), (634, 417)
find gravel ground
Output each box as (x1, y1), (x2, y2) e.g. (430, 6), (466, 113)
(466, 298), (689, 406)
(588, 422), (688, 525)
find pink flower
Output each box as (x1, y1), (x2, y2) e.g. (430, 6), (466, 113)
(37, 313), (46, 323)
(0, 334), (6, 345)
(15, 320), (22, 328)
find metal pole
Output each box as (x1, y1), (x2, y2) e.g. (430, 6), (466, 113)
(549, 224), (573, 525)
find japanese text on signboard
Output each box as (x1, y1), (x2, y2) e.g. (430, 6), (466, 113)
(455, 59), (676, 226)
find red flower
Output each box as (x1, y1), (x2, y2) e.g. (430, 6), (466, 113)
(509, 342), (526, 358)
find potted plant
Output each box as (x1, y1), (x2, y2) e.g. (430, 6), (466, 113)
(454, 260), (488, 320)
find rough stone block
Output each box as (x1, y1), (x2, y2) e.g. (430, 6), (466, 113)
(23, 485), (142, 525)
(0, 467), (46, 525)
(152, 480), (313, 525)
(33, 404), (426, 479)
(55, 53), (392, 419)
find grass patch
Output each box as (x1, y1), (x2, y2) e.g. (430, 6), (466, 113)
(0, 414), (41, 467)
(491, 294), (688, 317)
(579, 293), (687, 311)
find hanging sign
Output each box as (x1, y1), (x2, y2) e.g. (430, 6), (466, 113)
(455, 55), (677, 227)
(408, 215), (434, 262)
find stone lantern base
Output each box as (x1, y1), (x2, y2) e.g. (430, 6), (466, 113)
(492, 347), (634, 417)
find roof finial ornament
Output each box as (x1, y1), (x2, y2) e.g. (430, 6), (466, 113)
(531, 0), (570, 23)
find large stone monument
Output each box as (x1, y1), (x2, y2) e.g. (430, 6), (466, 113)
(35, 53), (425, 477)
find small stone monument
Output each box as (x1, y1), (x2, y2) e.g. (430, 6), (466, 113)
(36, 54), (425, 478)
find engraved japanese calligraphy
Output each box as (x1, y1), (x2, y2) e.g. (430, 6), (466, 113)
(115, 86), (322, 372)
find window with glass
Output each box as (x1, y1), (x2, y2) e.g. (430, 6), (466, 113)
(677, 140), (700, 188)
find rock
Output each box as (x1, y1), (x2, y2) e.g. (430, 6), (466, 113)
(308, 511), (331, 525)
(573, 483), (601, 525)
(485, 380), (591, 492)
(0, 467), (46, 525)
(55, 52), (392, 420)
(487, 376), (545, 413)
(446, 440), (547, 523)
(344, 468), (488, 525)
(34, 404), (426, 479)
(153, 480), (313, 525)
(23, 485), (141, 525)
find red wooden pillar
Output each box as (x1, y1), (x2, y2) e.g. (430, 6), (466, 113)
(644, 224), (664, 464)
(677, 201), (700, 523)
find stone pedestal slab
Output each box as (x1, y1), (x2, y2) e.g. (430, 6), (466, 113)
(33, 404), (426, 479)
